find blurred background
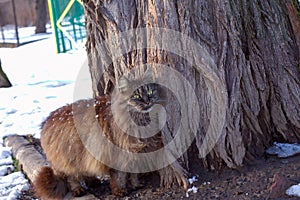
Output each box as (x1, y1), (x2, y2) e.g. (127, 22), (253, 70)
(0, 0), (86, 53)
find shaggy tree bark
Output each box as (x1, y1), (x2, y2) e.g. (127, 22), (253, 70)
(35, 0), (48, 34)
(82, 0), (300, 186)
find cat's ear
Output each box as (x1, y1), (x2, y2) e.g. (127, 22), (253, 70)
(117, 76), (129, 93)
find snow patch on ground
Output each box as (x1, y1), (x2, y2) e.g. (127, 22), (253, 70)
(186, 186), (198, 198)
(188, 175), (198, 185)
(266, 142), (300, 158)
(286, 183), (300, 198)
(186, 175), (198, 198)
(0, 147), (13, 176)
(0, 146), (27, 199)
(0, 172), (29, 200)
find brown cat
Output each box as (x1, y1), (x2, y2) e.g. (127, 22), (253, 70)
(34, 77), (165, 199)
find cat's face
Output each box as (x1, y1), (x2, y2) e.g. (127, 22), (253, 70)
(117, 75), (165, 113)
(128, 84), (160, 113)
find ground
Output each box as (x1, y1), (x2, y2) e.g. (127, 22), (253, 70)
(17, 136), (300, 200)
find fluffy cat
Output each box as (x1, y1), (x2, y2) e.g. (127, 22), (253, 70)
(34, 76), (165, 199)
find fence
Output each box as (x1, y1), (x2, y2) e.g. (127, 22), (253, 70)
(48, 0), (86, 53)
(0, 0), (86, 52)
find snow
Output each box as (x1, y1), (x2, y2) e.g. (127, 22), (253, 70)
(188, 175), (198, 184)
(286, 183), (300, 198)
(0, 172), (29, 200)
(186, 176), (198, 198)
(202, 181), (211, 186)
(0, 28), (92, 199)
(0, 25), (52, 45)
(0, 165), (14, 176)
(186, 186), (198, 198)
(0, 147), (13, 176)
(0, 146), (26, 199)
(266, 142), (300, 158)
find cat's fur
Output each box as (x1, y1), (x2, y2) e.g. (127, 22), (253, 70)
(34, 77), (164, 199)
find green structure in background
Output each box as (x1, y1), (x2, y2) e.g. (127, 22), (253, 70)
(48, 0), (86, 53)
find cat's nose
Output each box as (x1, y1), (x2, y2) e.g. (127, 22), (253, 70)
(144, 97), (150, 102)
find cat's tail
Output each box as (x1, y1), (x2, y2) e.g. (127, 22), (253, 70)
(34, 166), (68, 200)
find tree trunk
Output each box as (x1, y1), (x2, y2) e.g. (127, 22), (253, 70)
(82, 0), (300, 186)
(0, 59), (12, 88)
(35, 0), (48, 34)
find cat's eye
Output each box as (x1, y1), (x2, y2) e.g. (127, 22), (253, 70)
(133, 94), (141, 99)
(147, 90), (153, 96)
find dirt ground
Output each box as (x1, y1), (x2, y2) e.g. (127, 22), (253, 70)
(18, 137), (300, 200)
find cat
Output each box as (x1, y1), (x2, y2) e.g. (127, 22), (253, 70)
(34, 75), (165, 200)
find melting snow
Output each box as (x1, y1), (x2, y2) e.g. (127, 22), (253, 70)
(186, 176), (198, 198)
(188, 175), (198, 184)
(186, 186), (198, 198)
